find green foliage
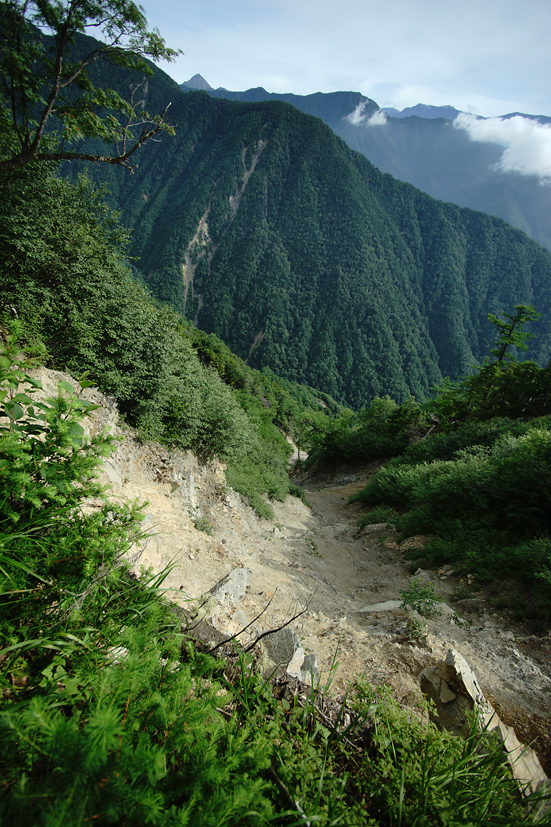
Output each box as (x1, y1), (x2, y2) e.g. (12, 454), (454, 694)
(354, 417), (551, 618)
(0, 0), (180, 171)
(354, 506), (399, 533)
(400, 580), (443, 618)
(0, 162), (255, 462)
(349, 681), (542, 826)
(187, 326), (340, 460)
(2, 30), (548, 819)
(0, 338), (275, 825)
(428, 359), (551, 424)
(309, 395), (429, 467)
(189, 509), (214, 536)
(0, 326), (144, 631)
(392, 416), (548, 466)
(225, 449), (286, 520)
(428, 307), (551, 425)
(488, 305), (541, 363)
(0, 159), (334, 513)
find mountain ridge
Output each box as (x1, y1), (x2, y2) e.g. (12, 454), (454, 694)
(84, 98), (551, 406)
(179, 77), (551, 252)
(58, 44), (551, 408)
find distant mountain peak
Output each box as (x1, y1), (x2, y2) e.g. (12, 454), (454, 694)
(181, 74), (214, 92)
(382, 103), (460, 120)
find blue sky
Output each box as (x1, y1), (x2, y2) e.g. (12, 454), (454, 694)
(141, 0), (551, 118)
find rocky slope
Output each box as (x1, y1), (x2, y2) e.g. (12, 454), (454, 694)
(38, 367), (551, 780)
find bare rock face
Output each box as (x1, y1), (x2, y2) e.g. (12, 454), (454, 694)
(420, 649), (549, 797)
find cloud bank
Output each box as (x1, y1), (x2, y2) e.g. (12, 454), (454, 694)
(455, 113), (551, 182)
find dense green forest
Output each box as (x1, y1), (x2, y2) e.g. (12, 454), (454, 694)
(2, 4), (551, 823)
(59, 36), (551, 408)
(200, 83), (551, 254)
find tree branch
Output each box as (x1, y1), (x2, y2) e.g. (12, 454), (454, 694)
(0, 0), (180, 172)
(0, 103), (173, 172)
(206, 590), (279, 654)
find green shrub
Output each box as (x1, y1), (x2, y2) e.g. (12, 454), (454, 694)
(310, 395), (429, 467)
(395, 417), (546, 466)
(400, 580), (443, 617)
(354, 506), (399, 533)
(354, 415), (551, 616)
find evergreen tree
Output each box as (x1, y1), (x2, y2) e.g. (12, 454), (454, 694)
(488, 304), (541, 363)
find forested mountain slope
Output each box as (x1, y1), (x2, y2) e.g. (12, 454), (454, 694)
(338, 109), (551, 255)
(193, 81), (551, 254)
(68, 46), (551, 408)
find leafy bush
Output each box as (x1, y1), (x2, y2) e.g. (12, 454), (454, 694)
(353, 416), (551, 616)
(309, 395), (429, 467)
(354, 506), (399, 533)
(395, 416), (548, 466)
(400, 580), (443, 617)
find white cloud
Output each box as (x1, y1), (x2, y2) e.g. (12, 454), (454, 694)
(345, 101), (369, 125)
(367, 109), (388, 126)
(345, 102), (387, 126)
(454, 113), (551, 182)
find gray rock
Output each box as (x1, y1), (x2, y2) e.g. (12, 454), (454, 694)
(262, 627), (320, 686)
(263, 626), (300, 666)
(420, 648), (549, 798)
(355, 600), (403, 613)
(292, 653), (319, 685)
(413, 568), (432, 581)
(208, 568), (251, 603)
(104, 459), (122, 489)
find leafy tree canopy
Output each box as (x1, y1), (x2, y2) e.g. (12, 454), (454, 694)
(488, 304), (541, 364)
(0, 0), (180, 171)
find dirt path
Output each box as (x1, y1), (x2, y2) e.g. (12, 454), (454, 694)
(47, 361), (547, 774)
(113, 443), (551, 772)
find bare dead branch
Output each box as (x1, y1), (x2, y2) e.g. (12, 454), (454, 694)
(207, 590), (278, 653)
(243, 601), (311, 654)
